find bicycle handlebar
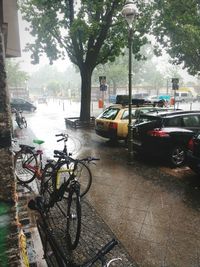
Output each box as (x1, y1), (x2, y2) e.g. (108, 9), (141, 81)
(55, 133), (69, 142)
(80, 239), (118, 267)
(53, 152), (100, 163)
(57, 137), (65, 142)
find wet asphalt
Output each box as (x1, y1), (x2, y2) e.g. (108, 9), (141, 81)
(14, 100), (200, 267)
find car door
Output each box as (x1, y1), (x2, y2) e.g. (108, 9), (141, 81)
(117, 108), (137, 138)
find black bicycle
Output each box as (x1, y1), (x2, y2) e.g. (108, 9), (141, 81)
(37, 219), (120, 267)
(40, 155), (99, 250)
(29, 197), (121, 267)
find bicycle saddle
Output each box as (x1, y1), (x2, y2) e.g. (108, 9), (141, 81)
(33, 139), (45, 145)
(19, 144), (35, 150)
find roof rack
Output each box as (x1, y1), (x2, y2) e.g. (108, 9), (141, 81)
(115, 95), (154, 107)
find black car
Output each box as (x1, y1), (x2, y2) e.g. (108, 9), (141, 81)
(187, 134), (200, 175)
(10, 98), (37, 112)
(132, 110), (200, 167)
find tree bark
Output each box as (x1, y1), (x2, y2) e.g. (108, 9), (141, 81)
(79, 65), (93, 121)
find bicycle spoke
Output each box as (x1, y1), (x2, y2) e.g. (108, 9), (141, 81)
(15, 150), (37, 183)
(66, 189), (81, 250)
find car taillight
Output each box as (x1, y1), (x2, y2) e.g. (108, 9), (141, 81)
(188, 138), (194, 151)
(147, 129), (169, 137)
(109, 122), (117, 129)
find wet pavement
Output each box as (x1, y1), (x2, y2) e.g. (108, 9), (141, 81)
(14, 100), (200, 267)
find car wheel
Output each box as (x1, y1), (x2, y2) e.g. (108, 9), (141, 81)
(169, 146), (186, 167)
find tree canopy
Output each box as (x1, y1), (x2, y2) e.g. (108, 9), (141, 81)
(19, 0), (153, 120)
(152, 0), (200, 76)
(5, 60), (29, 87)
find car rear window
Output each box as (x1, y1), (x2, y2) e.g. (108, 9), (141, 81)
(99, 107), (119, 120)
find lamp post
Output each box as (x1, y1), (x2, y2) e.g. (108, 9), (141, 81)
(122, 0), (137, 163)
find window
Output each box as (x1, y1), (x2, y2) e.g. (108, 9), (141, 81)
(165, 117), (182, 127)
(181, 93), (188, 97)
(99, 108), (119, 120)
(122, 109), (136, 120)
(183, 115), (200, 127)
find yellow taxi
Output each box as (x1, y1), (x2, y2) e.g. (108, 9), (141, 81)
(95, 104), (162, 141)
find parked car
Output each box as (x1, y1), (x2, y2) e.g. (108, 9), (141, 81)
(95, 104), (174, 141)
(187, 134), (200, 175)
(132, 110), (200, 167)
(174, 91), (194, 102)
(10, 98), (37, 112)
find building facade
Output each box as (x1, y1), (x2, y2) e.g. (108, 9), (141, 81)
(0, 1), (22, 266)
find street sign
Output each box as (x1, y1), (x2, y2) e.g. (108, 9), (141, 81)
(171, 78), (179, 90)
(99, 76), (107, 91)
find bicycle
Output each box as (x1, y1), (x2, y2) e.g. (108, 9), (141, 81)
(40, 155), (99, 250)
(12, 108), (27, 129)
(14, 134), (94, 198)
(29, 197), (122, 267)
(14, 138), (46, 184)
(14, 133), (71, 184)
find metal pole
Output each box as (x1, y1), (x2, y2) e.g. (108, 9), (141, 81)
(128, 28), (134, 164)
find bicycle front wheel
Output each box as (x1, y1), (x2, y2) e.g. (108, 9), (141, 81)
(74, 161), (92, 197)
(57, 160), (92, 198)
(14, 149), (38, 183)
(66, 186), (81, 250)
(40, 163), (55, 207)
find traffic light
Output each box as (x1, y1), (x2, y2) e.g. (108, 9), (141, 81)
(172, 78), (179, 90)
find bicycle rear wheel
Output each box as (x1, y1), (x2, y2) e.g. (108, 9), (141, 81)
(65, 185), (81, 250)
(40, 163), (55, 207)
(56, 160), (92, 198)
(14, 149), (38, 183)
(22, 117), (27, 128)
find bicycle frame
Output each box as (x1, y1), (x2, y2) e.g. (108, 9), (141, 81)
(47, 169), (79, 209)
(23, 149), (43, 178)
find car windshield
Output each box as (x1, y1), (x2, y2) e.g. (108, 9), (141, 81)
(99, 107), (119, 120)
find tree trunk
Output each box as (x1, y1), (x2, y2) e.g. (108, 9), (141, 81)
(79, 66), (93, 121)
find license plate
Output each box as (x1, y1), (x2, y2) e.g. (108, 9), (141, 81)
(96, 122), (105, 130)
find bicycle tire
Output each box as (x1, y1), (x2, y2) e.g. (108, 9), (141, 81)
(56, 160), (92, 198)
(66, 185), (81, 250)
(14, 149), (38, 183)
(40, 163), (55, 207)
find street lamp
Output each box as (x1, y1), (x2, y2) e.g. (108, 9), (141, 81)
(122, 0), (137, 163)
